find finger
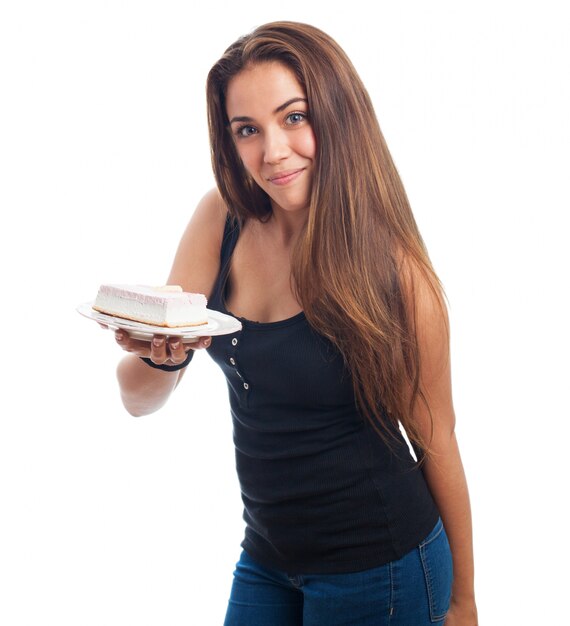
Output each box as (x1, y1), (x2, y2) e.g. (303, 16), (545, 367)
(115, 329), (129, 345)
(98, 322), (109, 330)
(116, 330), (152, 357)
(189, 336), (211, 351)
(115, 330), (140, 355)
(167, 337), (188, 364)
(150, 335), (169, 364)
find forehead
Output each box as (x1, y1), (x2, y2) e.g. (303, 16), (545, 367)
(226, 62), (306, 117)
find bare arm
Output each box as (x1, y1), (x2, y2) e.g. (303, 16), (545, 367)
(403, 262), (478, 623)
(117, 353), (189, 417)
(116, 187), (227, 416)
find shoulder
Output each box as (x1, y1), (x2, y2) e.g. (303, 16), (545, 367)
(397, 250), (447, 320)
(167, 187), (229, 298)
(187, 187), (228, 236)
(398, 252), (450, 379)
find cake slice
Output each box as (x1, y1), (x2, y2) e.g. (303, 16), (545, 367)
(92, 284), (208, 327)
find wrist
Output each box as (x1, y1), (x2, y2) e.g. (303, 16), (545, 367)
(450, 594), (477, 609)
(451, 579), (476, 604)
(140, 351), (192, 372)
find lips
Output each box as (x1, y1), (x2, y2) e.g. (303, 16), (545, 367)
(267, 168), (305, 185)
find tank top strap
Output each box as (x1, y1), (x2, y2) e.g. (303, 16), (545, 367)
(220, 214), (241, 268)
(209, 214), (240, 311)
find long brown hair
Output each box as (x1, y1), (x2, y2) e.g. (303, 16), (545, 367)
(206, 21), (447, 464)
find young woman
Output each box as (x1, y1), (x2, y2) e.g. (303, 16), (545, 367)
(113, 21), (478, 626)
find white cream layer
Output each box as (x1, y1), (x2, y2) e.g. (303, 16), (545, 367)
(93, 284), (208, 327)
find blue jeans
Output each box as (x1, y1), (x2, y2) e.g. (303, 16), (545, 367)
(224, 517), (453, 625)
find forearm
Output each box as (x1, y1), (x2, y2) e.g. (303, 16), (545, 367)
(422, 431), (476, 603)
(116, 354), (182, 417)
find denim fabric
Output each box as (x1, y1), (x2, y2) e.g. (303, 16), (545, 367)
(223, 517), (453, 626)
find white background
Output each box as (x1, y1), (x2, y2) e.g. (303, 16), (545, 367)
(1, 1), (568, 623)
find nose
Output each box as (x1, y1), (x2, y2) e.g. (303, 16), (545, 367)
(263, 127), (290, 164)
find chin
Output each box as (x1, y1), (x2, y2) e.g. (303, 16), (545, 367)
(272, 200), (310, 214)
(270, 191), (311, 213)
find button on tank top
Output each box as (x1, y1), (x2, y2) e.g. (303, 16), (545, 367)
(206, 216), (440, 574)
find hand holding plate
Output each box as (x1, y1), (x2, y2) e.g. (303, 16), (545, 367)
(114, 330), (211, 364)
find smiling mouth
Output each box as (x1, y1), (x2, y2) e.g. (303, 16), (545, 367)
(268, 169), (304, 185)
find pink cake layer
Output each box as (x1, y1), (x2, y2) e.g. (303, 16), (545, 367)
(92, 284), (208, 327)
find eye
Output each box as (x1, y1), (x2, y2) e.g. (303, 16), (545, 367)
(286, 112), (308, 125)
(235, 124), (257, 138)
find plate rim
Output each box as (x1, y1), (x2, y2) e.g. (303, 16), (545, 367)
(77, 301), (242, 338)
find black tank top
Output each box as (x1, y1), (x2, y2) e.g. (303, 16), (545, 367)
(206, 216), (440, 574)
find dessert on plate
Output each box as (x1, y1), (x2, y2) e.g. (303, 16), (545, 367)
(92, 284), (208, 327)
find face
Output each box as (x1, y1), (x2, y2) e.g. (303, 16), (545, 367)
(225, 61), (316, 215)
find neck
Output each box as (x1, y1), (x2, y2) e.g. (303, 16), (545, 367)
(269, 204), (308, 246)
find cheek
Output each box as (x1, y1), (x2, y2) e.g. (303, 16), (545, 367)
(297, 129), (317, 159)
(235, 144), (259, 175)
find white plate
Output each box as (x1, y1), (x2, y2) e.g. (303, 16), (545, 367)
(77, 301), (241, 342)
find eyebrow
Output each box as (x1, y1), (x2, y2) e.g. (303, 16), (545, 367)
(228, 97), (308, 125)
